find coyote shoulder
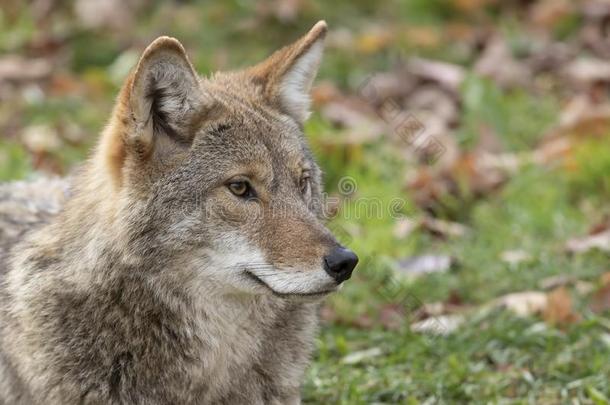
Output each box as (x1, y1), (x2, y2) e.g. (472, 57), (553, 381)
(0, 21), (357, 404)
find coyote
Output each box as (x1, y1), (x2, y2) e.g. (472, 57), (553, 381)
(0, 21), (358, 404)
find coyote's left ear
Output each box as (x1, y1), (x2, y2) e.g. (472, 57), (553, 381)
(248, 21), (327, 123)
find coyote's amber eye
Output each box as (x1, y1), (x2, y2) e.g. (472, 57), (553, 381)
(300, 175), (311, 195)
(228, 181), (249, 197)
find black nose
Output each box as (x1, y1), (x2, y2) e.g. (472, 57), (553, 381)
(323, 247), (358, 283)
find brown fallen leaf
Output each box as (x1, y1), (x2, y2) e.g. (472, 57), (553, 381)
(590, 272), (610, 314)
(393, 217), (419, 240)
(0, 55), (52, 84)
(271, 0), (304, 23)
(74, 0), (135, 30)
(566, 229), (610, 254)
(421, 216), (470, 239)
(530, 0), (575, 30)
(413, 293), (468, 321)
(539, 274), (578, 290)
(341, 347), (383, 365)
(405, 58), (466, 92)
(395, 255), (455, 278)
(358, 71), (418, 107)
(320, 99), (384, 141)
(563, 57), (610, 87)
(356, 26), (395, 54)
(393, 216), (470, 240)
(551, 96), (610, 139)
(591, 284), (610, 314)
(493, 291), (548, 317)
(403, 26), (442, 49)
(500, 250), (532, 266)
(403, 85), (460, 127)
(20, 125), (62, 153)
(543, 287), (581, 325)
(475, 36), (530, 88)
(406, 151), (508, 212)
(451, 0), (496, 13)
(411, 314), (465, 336)
(311, 81), (342, 106)
(379, 303), (406, 330)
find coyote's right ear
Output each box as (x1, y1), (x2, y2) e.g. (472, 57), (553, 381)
(128, 36), (204, 154)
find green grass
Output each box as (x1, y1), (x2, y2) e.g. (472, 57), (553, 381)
(2, 1), (610, 403)
(307, 150), (610, 403)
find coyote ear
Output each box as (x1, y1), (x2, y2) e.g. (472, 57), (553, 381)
(249, 21), (327, 123)
(128, 36), (203, 155)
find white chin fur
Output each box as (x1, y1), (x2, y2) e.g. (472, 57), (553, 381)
(198, 234), (336, 296)
(246, 264), (337, 296)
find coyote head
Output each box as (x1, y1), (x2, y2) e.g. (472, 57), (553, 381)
(94, 21), (357, 298)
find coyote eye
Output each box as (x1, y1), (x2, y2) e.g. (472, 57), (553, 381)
(300, 175), (311, 196)
(227, 181), (255, 199)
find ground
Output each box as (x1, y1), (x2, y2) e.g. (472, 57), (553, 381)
(1, 1), (609, 403)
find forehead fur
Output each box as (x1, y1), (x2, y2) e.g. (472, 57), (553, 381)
(191, 74), (315, 169)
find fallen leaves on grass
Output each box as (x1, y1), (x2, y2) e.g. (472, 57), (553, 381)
(410, 314), (465, 336)
(475, 36), (530, 88)
(493, 291), (549, 318)
(0, 55), (52, 85)
(500, 250), (532, 266)
(395, 254), (455, 278)
(393, 216), (470, 240)
(340, 347), (383, 365)
(590, 272), (610, 314)
(543, 287), (581, 325)
(490, 287), (582, 326)
(566, 228), (610, 254)
(563, 57), (610, 87)
(405, 58), (466, 92)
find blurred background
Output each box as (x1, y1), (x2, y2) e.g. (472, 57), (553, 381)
(2, 0), (610, 403)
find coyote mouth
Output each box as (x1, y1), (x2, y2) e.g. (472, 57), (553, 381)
(243, 270), (336, 298)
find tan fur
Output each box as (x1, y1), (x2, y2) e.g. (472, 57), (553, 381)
(0, 21), (357, 404)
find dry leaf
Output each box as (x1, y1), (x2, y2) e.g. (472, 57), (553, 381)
(566, 229), (610, 254)
(395, 255), (455, 278)
(341, 347), (383, 365)
(20, 125), (62, 153)
(590, 272), (610, 314)
(452, 0), (495, 12)
(475, 36), (530, 88)
(74, 0), (135, 30)
(500, 250), (532, 266)
(403, 26), (442, 48)
(0, 56), (52, 84)
(530, 0), (575, 29)
(421, 216), (470, 238)
(552, 96), (610, 139)
(405, 58), (466, 92)
(356, 27), (394, 54)
(494, 291), (548, 317)
(311, 81), (342, 106)
(539, 274), (578, 290)
(563, 57), (610, 87)
(393, 217), (419, 239)
(321, 100), (384, 141)
(379, 304), (406, 330)
(272, 0), (304, 22)
(411, 314), (464, 336)
(543, 287), (581, 325)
